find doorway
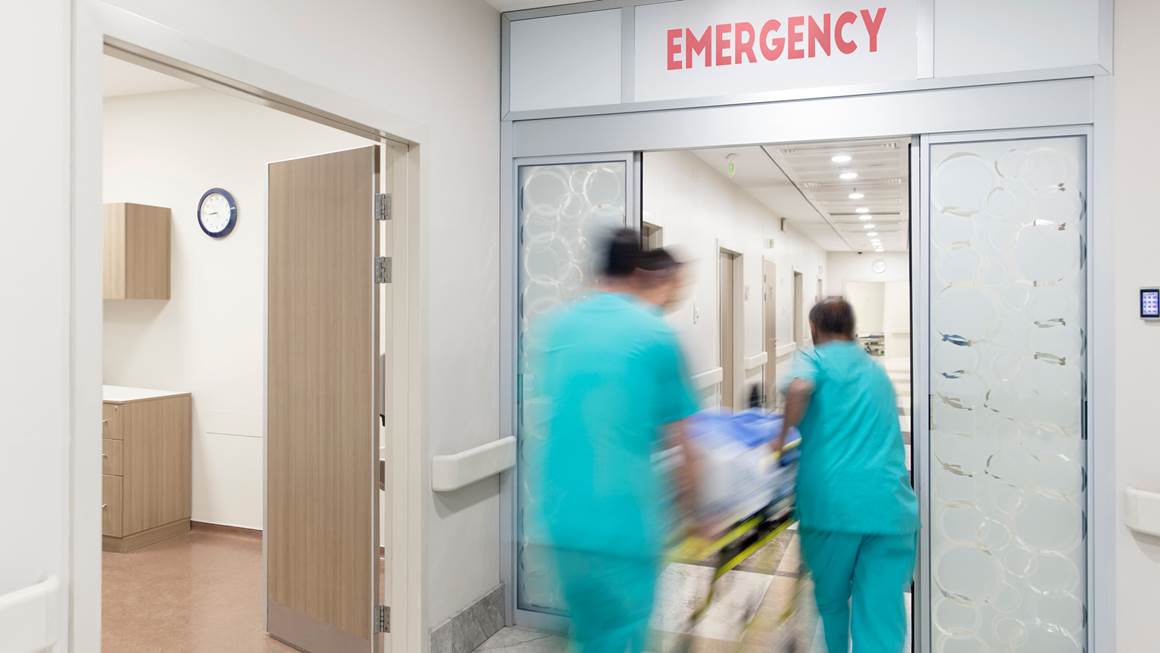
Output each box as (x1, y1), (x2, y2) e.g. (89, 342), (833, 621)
(793, 271), (805, 347)
(94, 48), (411, 653)
(718, 249), (740, 409)
(504, 63), (1098, 651)
(642, 221), (664, 249)
(762, 257), (777, 409)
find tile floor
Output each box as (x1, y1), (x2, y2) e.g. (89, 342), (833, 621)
(479, 528), (913, 653)
(477, 531), (832, 653)
(102, 524), (294, 652)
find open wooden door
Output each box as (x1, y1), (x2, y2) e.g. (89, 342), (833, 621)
(267, 145), (382, 653)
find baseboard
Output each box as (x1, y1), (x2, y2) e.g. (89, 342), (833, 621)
(429, 584), (505, 653)
(190, 520), (262, 538)
(103, 518), (189, 553)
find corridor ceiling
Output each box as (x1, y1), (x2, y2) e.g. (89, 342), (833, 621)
(693, 138), (911, 253)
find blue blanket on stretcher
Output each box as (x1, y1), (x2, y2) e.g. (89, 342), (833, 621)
(689, 410), (802, 463)
(685, 410), (802, 524)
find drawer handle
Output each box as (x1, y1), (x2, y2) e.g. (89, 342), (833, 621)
(102, 504), (108, 511)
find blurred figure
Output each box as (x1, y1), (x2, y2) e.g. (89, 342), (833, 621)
(530, 230), (700, 653)
(774, 297), (918, 653)
(637, 246), (689, 312)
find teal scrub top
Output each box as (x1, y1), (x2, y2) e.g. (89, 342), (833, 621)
(528, 292), (699, 560)
(786, 341), (918, 535)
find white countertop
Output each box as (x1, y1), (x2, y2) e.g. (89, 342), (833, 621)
(102, 385), (189, 403)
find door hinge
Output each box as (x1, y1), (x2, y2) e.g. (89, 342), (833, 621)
(375, 193), (392, 221)
(375, 256), (392, 284)
(376, 605), (390, 633)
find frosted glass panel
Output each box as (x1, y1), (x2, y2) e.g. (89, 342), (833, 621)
(517, 161), (628, 612)
(929, 136), (1086, 652)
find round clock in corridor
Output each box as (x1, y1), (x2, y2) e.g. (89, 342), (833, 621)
(197, 188), (238, 238)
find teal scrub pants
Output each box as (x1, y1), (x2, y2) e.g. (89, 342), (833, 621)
(553, 548), (658, 653)
(799, 529), (916, 653)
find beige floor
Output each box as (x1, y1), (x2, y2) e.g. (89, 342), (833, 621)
(102, 524), (295, 653)
(479, 530), (824, 653)
(479, 526), (913, 652)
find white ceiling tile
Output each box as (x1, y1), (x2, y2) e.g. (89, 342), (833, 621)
(687, 137), (911, 253)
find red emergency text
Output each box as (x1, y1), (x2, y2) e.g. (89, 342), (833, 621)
(666, 8), (887, 70)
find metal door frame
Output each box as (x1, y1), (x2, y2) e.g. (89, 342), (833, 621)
(500, 78), (1113, 653)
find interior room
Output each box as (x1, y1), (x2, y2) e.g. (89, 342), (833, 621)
(639, 138), (914, 650)
(98, 54), (382, 651)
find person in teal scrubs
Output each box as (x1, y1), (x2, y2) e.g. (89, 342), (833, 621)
(774, 297), (918, 653)
(528, 232), (700, 653)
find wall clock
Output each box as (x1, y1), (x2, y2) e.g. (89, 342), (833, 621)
(197, 188), (238, 238)
(872, 259), (887, 274)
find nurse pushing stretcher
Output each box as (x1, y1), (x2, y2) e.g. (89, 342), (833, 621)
(774, 297), (918, 653)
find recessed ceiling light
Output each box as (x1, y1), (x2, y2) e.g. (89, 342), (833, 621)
(863, 224), (876, 230)
(856, 207), (869, 214)
(859, 214), (873, 222)
(840, 171), (858, 180)
(832, 153), (852, 164)
(848, 191), (864, 200)
(868, 232), (879, 237)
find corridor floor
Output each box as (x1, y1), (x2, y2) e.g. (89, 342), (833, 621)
(102, 524), (294, 652)
(478, 529), (831, 653)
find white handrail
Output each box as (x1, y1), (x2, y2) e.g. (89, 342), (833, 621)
(432, 436), (517, 492)
(0, 575), (59, 653)
(744, 351), (768, 371)
(690, 367), (724, 390)
(1125, 487), (1160, 538)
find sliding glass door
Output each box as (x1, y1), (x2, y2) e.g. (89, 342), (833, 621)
(921, 132), (1088, 652)
(514, 154), (636, 619)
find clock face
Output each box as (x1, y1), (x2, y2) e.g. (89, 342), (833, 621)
(198, 188), (236, 237)
(872, 259), (887, 274)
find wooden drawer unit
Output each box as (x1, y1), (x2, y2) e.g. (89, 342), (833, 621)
(102, 438), (123, 476)
(101, 391), (192, 552)
(102, 475), (123, 537)
(102, 403), (122, 439)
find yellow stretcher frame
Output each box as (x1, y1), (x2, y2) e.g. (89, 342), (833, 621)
(664, 436), (804, 652)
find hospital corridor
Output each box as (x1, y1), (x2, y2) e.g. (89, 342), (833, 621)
(3, 1), (1160, 652)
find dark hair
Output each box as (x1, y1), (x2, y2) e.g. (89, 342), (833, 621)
(638, 247), (682, 272)
(808, 297), (857, 338)
(602, 228), (642, 278)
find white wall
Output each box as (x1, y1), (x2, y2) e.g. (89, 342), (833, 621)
(826, 252), (910, 358)
(643, 150), (828, 405)
(102, 88), (371, 529)
(0, 2), (73, 651)
(845, 281), (886, 333)
(1113, 0), (1160, 646)
(826, 251), (910, 290)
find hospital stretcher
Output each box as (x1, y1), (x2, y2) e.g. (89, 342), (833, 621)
(665, 435), (806, 653)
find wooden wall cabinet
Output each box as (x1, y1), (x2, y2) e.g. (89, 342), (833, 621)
(103, 202), (171, 300)
(102, 387), (191, 552)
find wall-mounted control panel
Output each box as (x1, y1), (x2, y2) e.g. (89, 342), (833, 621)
(1141, 288), (1160, 320)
